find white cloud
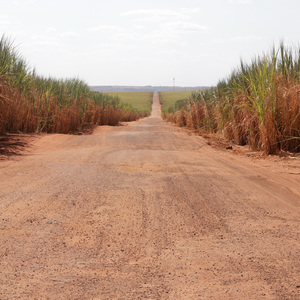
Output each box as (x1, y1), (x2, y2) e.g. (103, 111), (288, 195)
(60, 31), (79, 38)
(87, 25), (121, 33)
(212, 38), (226, 44)
(0, 15), (20, 26)
(180, 8), (201, 14)
(231, 35), (263, 41)
(156, 49), (182, 56)
(109, 25), (188, 47)
(121, 9), (186, 19)
(113, 31), (143, 42)
(107, 28), (185, 48)
(212, 36), (262, 44)
(121, 7), (200, 23)
(0, 30), (25, 38)
(134, 25), (146, 31)
(228, 0), (251, 3)
(31, 35), (61, 47)
(164, 21), (208, 32)
(0, 18), (12, 26)
(46, 27), (57, 33)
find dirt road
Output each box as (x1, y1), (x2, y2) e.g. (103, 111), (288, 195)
(0, 94), (299, 299)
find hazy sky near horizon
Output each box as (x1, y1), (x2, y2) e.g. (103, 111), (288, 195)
(1, 0), (299, 86)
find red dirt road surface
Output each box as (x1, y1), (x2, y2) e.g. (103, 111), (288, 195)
(0, 94), (299, 299)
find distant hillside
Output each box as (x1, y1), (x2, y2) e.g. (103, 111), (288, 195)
(90, 85), (210, 93)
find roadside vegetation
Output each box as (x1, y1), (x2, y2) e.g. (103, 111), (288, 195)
(104, 91), (153, 115)
(0, 36), (143, 135)
(158, 90), (195, 113)
(163, 43), (300, 154)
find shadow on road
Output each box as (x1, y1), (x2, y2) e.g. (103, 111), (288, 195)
(0, 134), (31, 160)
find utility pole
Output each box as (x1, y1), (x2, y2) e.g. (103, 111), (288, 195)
(173, 77), (175, 91)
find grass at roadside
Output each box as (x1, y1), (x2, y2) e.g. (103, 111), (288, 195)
(105, 92), (153, 115)
(163, 43), (300, 154)
(158, 90), (195, 113)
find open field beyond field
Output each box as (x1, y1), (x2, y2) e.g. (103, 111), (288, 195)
(158, 90), (196, 113)
(0, 94), (299, 299)
(104, 91), (153, 115)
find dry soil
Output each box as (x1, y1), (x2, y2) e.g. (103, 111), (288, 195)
(0, 94), (299, 299)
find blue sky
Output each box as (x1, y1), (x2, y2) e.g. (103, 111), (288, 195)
(1, 0), (299, 86)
